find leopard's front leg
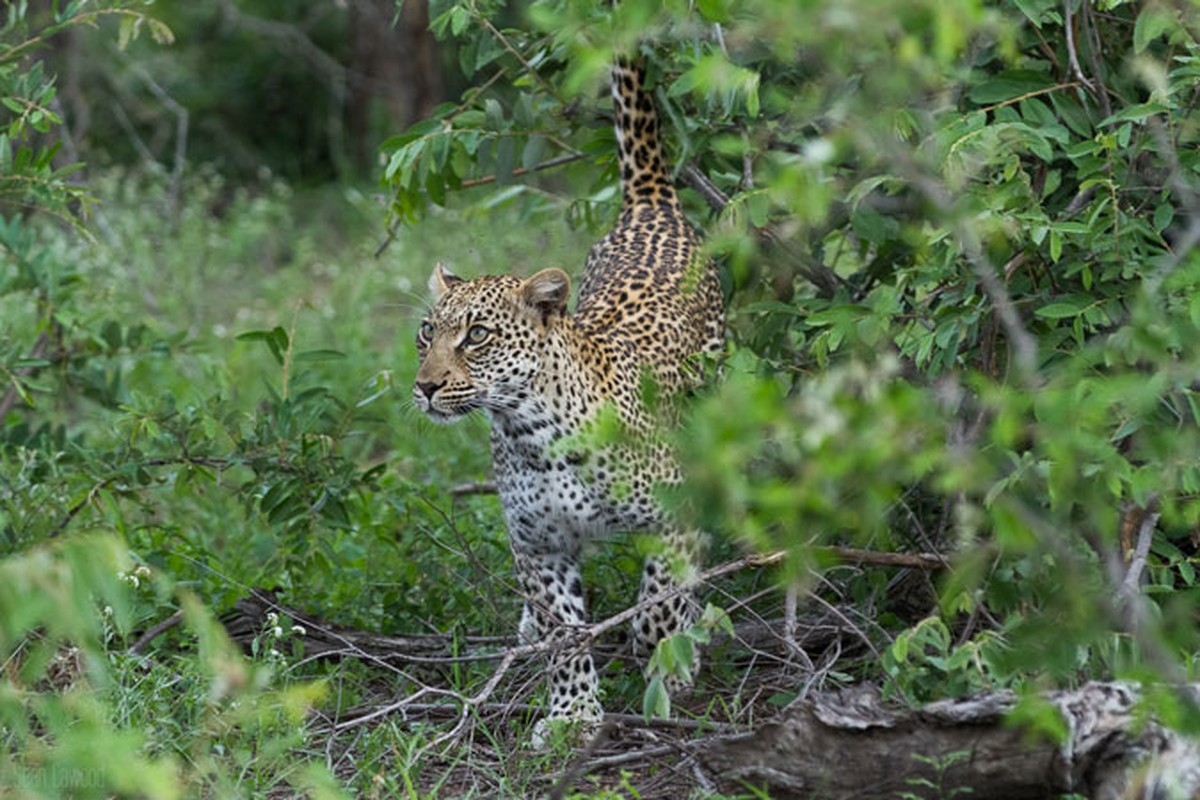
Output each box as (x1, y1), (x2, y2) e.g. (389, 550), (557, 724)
(511, 547), (602, 742)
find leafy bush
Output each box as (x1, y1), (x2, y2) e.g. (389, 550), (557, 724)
(386, 0), (1200, 716)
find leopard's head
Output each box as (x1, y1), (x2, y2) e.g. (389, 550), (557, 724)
(413, 263), (570, 422)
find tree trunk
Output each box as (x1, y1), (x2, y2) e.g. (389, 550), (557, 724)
(698, 683), (1200, 800)
(347, 0), (442, 172)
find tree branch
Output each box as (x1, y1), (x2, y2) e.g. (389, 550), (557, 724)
(679, 162), (844, 298)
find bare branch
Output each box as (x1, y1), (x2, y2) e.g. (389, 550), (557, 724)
(450, 480), (498, 497)
(457, 152), (588, 189)
(1118, 498), (1160, 614)
(1063, 0), (1095, 94)
(128, 610), (184, 654)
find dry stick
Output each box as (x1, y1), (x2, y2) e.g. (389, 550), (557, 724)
(1081, 1), (1113, 119)
(548, 720), (616, 800)
(679, 162), (731, 211)
(115, 52), (188, 224)
(1013, 499), (1187, 688)
(602, 712), (735, 733)
(679, 161), (844, 298)
(1063, 0), (1095, 93)
(450, 480), (499, 497)
(1118, 500), (1160, 611)
(128, 610), (184, 654)
(333, 648), (521, 733)
(329, 546), (944, 731)
(559, 743), (679, 772)
(457, 152), (588, 189)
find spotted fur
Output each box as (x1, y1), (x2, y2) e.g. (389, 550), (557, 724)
(413, 61), (723, 735)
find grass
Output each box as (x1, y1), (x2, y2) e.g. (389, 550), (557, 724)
(1, 166), (774, 798)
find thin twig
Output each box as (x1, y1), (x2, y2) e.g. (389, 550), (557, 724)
(1081, 2), (1113, 118)
(604, 712), (736, 733)
(474, 14), (561, 103)
(458, 152), (588, 189)
(1063, 0), (1095, 93)
(679, 162), (731, 211)
(450, 480), (499, 497)
(128, 610), (184, 654)
(1146, 117), (1200, 288)
(977, 82), (1082, 115)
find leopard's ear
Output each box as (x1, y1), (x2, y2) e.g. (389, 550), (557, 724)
(519, 268), (571, 321)
(428, 262), (462, 300)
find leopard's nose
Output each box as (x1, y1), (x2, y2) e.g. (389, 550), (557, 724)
(415, 380), (444, 401)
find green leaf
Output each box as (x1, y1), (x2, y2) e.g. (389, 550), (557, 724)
(1099, 102), (1171, 127)
(695, 0), (731, 23)
(1035, 301), (1085, 319)
(521, 135), (546, 171)
(1133, 6), (1178, 54)
(494, 136), (516, 186)
(293, 349), (346, 363)
(1153, 203), (1174, 232)
(967, 70), (1050, 104)
(449, 6), (469, 37)
(642, 676), (670, 721)
(484, 98), (504, 131)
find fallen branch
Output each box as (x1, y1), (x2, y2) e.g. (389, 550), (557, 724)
(128, 610), (183, 654)
(220, 546), (942, 668)
(698, 682), (1200, 800)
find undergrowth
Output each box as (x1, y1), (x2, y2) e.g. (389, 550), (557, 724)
(3, 168), (770, 798)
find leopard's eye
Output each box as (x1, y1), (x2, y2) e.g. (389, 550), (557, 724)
(464, 324), (491, 346)
(418, 320), (435, 342)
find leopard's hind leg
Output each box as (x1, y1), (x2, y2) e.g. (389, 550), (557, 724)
(633, 526), (705, 695)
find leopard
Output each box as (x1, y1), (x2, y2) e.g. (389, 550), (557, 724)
(412, 59), (724, 739)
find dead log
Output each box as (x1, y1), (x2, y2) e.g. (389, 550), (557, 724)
(218, 589), (498, 665)
(698, 682), (1200, 800)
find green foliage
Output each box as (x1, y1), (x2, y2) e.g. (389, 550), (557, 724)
(899, 750), (975, 800)
(0, 1), (169, 225)
(882, 617), (1010, 704)
(644, 603), (733, 720)
(4, 0), (1200, 795)
(387, 0), (1200, 737)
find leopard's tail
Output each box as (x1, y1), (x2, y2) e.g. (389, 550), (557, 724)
(612, 61), (679, 211)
